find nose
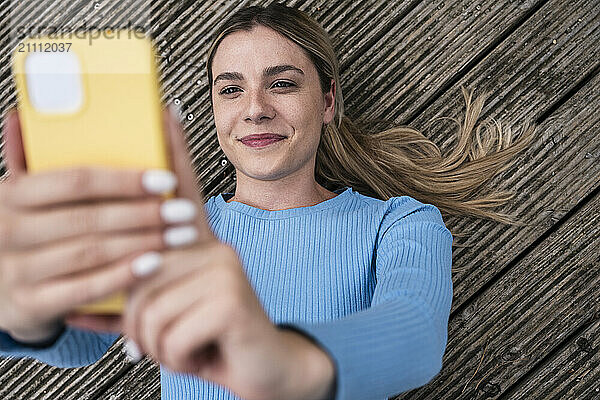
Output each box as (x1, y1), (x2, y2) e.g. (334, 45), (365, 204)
(244, 89), (276, 123)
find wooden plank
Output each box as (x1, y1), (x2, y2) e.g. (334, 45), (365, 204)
(93, 356), (161, 400)
(334, 0), (545, 121)
(403, 184), (600, 399)
(398, 68), (600, 399)
(0, 338), (141, 400)
(406, 0), (600, 314)
(503, 317), (600, 399)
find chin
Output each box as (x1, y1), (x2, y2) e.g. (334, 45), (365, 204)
(241, 165), (289, 181)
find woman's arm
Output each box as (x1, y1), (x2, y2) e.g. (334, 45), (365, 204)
(278, 201), (453, 400)
(0, 325), (120, 368)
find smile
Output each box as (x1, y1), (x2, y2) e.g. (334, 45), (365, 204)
(239, 136), (287, 148)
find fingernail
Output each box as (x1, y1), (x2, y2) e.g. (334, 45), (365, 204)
(142, 169), (178, 194)
(160, 198), (197, 224)
(124, 338), (143, 363)
(163, 225), (198, 248)
(131, 251), (162, 278)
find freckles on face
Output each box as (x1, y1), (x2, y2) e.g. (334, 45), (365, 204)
(210, 25), (326, 179)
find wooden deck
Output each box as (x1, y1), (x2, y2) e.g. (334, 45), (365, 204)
(0, 0), (598, 399)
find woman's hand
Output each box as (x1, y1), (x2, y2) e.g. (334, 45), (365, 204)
(124, 241), (335, 400)
(0, 109), (189, 343)
(67, 104), (336, 400)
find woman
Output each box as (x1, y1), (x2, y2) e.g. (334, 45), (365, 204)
(0, 3), (535, 400)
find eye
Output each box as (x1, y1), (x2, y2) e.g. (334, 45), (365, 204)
(219, 86), (241, 95)
(272, 80), (295, 88)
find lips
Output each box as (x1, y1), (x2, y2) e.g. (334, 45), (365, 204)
(239, 133), (287, 142)
(239, 133), (287, 148)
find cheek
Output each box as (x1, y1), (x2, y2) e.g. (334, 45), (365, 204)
(284, 96), (323, 126)
(212, 103), (234, 132)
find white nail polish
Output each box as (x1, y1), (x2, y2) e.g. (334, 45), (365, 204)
(131, 251), (162, 278)
(160, 198), (197, 224)
(124, 338), (143, 363)
(164, 225), (199, 248)
(142, 169), (177, 194)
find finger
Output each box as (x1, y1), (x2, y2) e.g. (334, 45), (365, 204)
(3, 165), (177, 210)
(163, 106), (216, 243)
(137, 269), (219, 363)
(3, 197), (170, 250)
(1, 108), (27, 181)
(161, 299), (226, 376)
(123, 247), (210, 347)
(64, 313), (122, 333)
(3, 229), (165, 284)
(28, 249), (162, 316)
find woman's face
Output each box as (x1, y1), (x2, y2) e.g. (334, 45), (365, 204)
(210, 24), (335, 182)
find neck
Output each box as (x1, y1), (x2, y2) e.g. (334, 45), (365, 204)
(226, 172), (338, 211)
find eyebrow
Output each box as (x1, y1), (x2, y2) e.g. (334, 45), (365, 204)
(213, 64), (305, 86)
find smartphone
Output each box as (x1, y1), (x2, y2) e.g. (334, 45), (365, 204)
(11, 29), (174, 315)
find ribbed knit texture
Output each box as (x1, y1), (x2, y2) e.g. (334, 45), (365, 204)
(0, 186), (453, 400)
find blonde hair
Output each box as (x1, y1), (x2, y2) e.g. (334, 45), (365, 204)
(205, 2), (537, 241)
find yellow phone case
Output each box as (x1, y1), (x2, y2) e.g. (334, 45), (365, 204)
(12, 30), (174, 315)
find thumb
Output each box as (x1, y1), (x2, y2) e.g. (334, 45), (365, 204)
(163, 104), (216, 243)
(64, 313), (122, 334)
(1, 108), (27, 181)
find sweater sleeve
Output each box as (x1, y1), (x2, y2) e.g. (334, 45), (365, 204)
(277, 199), (454, 400)
(0, 325), (120, 368)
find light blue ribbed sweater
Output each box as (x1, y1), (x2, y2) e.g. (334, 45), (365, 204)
(0, 186), (453, 400)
